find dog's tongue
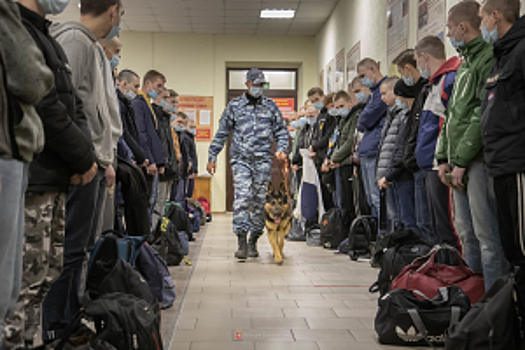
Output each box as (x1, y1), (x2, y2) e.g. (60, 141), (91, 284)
(274, 217), (282, 224)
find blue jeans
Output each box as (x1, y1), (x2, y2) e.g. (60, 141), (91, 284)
(333, 168), (342, 209)
(452, 162), (509, 290)
(414, 170), (433, 242)
(0, 160), (28, 342)
(360, 157), (380, 218)
(392, 180), (417, 229)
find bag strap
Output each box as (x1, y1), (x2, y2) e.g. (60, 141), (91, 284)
(450, 306), (461, 327)
(407, 309), (436, 349)
(369, 281), (379, 294)
(54, 309), (85, 350)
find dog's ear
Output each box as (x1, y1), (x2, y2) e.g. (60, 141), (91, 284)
(279, 181), (287, 195)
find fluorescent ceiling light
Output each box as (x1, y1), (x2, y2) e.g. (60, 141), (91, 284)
(260, 9), (295, 19)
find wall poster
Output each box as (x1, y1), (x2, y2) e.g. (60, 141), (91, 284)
(387, 0), (409, 66)
(346, 41), (361, 92)
(417, 0), (446, 40)
(178, 96), (214, 142)
(319, 69), (324, 90)
(326, 59), (336, 93)
(271, 98), (295, 119)
(335, 48), (345, 92)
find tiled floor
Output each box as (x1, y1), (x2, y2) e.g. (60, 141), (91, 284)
(165, 214), (426, 350)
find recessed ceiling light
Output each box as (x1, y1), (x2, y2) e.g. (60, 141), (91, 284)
(260, 9), (295, 19)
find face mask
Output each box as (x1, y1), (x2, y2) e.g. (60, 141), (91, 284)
(328, 108), (339, 117)
(313, 101), (324, 110)
(38, 0), (69, 15)
(148, 89), (159, 100)
(418, 66), (431, 80)
(170, 114), (176, 123)
(159, 100), (169, 109)
(361, 76), (376, 88)
(403, 75), (414, 86)
(124, 90), (136, 101)
(339, 107), (350, 118)
(109, 54), (119, 70)
(307, 117), (317, 126)
(167, 105), (175, 113)
(395, 98), (408, 110)
(449, 28), (465, 50)
(174, 125), (186, 132)
(298, 117), (308, 128)
(250, 86), (263, 98)
(355, 92), (368, 104)
(105, 18), (122, 40)
(482, 25), (498, 45)
(190, 129), (196, 135)
(290, 131), (297, 139)
(290, 120), (300, 129)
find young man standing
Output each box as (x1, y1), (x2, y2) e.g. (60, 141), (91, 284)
(479, 0), (525, 268)
(43, 0), (124, 342)
(415, 35), (461, 248)
(356, 58), (388, 219)
(437, 0), (508, 290)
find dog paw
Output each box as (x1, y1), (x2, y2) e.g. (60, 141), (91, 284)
(274, 256), (283, 265)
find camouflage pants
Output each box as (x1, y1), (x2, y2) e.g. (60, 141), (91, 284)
(2, 192), (65, 349)
(232, 159), (272, 236)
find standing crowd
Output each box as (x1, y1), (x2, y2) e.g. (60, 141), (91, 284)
(0, 0), (198, 348)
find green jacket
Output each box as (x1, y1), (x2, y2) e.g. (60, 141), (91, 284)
(436, 36), (494, 168)
(331, 103), (364, 166)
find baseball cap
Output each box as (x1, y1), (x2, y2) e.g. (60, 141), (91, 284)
(246, 68), (266, 84)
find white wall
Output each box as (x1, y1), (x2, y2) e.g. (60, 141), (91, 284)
(119, 32), (318, 212)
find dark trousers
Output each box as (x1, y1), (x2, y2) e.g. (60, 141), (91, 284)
(494, 173), (525, 267)
(42, 168), (106, 342)
(316, 163), (333, 211)
(186, 178), (195, 198)
(424, 170), (458, 248)
(337, 165), (356, 228)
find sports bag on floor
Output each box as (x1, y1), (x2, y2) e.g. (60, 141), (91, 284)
(446, 271), (525, 350)
(376, 286), (471, 347)
(187, 198), (206, 227)
(320, 208), (347, 250)
(391, 245), (485, 304)
(306, 224), (322, 246)
(286, 217), (306, 242)
(348, 216), (377, 260)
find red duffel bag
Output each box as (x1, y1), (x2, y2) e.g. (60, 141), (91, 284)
(391, 245), (485, 304)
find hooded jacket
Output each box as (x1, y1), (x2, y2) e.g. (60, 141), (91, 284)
(436, 36), (494, 168)
(481, 15), (525, 177)
(416, 57), (461, 171)
(357, 77), (388, 158)
(330, 102), (365, 166)
(51, 21), (122, 168)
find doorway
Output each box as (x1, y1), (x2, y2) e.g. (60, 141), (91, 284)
(225, 68), (298, 212)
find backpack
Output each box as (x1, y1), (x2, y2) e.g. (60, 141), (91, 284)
(151, 217), (185, 267)
(197, 196), (211, 215)
(187, 198), (206, 227)
(306, 224), (322, 247)
(286, 217), (306, 242)
(135, 243), (176, 309)
(370, 228), (432, 296)
(348, 216), (377, 260)
(338, 237), (350, 254)
(320, 208), (347, 250)
(178, 231), (190, 256)
(87, 230), (144, 273)
(165, 202), (193, 241)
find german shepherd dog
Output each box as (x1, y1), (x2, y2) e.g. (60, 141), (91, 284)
(265, 182), (292, 264)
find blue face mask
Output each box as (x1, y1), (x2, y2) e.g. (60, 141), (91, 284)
(290, 120), (300, 129)
(109, 54), (120, 70)
(307, 117), (317, 126)
(148, 89), (159, 100)
(290, 131), (297, 139)
(105, 18), (122, 40)
(250, 86), (263, 98)
(395, 98), (408, 110)
(298, 117), (308, 128)
(313, 101), (324, 110)
(189, 129), (196, 135)
(338, 107), (350, 117)
(482, 25), (498, 45)
(38, 0), (69, 15)
(418, 66), (431, 80)
(174, 125), (186, 132)
(328, 108), (339, 117)
(159, 100), (169, 109)
(167, 105), (175, 113)
(361, 76), (376, 88)
(355, 92), (368, 104)
(449, 33), (465, 51)
(124, 90), (136, 101)
(402, 75), (414, 86)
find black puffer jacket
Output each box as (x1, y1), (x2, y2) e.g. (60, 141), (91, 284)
(19, 4), (95, 192)
(481, 15), (525, 177)
(152, 104), (179, 182)
(117, 89), (146, 165)
(311, 108), (337, 166)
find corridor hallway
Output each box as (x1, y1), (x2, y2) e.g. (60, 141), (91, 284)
(166, 214), (425, 350)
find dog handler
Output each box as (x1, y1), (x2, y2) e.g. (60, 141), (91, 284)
(207, 69), (289, 260)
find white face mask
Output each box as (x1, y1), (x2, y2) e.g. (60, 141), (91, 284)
(250, 86), (264, 98)
(124, 90), (136, 101)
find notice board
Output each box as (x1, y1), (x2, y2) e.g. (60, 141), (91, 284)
(178, 96), (213, 142)
(271, 98), (295, 119)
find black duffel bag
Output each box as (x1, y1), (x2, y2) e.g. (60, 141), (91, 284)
(375, 286), (471, 347)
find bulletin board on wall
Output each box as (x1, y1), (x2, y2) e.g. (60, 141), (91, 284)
(335, 48), (345, 92)
(178, 96), (214, 142)
(387, 0), (409, 67)
(417, 0), (446, 40)
(326, 59), (336, 93)
(346, 42), (361, 92)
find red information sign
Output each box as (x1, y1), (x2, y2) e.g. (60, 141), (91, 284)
(196, 128), (211, 141)
(271, 98), (295, 119)
(178, 96), (214, 142)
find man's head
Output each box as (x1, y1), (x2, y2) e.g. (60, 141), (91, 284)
(245, 69), (266, 98)
(394, 79), (416, 109)
(350, 77), (371, 104)
(380, 77), (399, 106)
(288, 112), (299, 131)
(357, 58), (383, 89)
(19, 0), (69, 16)
(173, 112), (189, 131)
(188, 120), (197, 135)
(447, 0), (482, 49)
(154, 89), (170, 111)
(333, 91), (353, 117)
(118, 69), (140, 99)
(167, 89), (179, 113)
(415, 36), (447, 78)
(80, 0), (124, 40)
(324, 92), (336, 112)
(99, 36), (122, 70)
(393, 49), (421, 86)
(305, 106), (318, 125)
(480, 0), (520, 43)
(307, 87), (325, 111)
(142, 70), (166, 100)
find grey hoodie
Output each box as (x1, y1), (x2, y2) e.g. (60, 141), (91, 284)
(51, 21), (122, 168)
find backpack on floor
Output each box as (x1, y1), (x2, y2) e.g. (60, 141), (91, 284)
(178, 231), (190, 256)
(320, 208), (347, 250)
(338, 237), (350, 254)
(348, 216), (377, 260)
(376, 286), (471, 347)
(165, 202), (193, 241)
(187, 198), (206, 227)
(306, 224), (322, 247)
(197, 196), (211, 214)
(286, 217), (306, 242)
(151, 216), (185, 267)
(87, 230), (144, 274)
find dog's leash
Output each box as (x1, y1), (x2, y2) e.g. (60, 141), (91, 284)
(279, 159), (293, 215)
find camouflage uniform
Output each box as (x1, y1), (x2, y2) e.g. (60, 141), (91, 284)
(208, 72), (288, 237)
(3, 192), (65, 349)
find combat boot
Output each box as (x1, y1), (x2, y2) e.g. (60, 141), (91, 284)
(234, 234), (248, 260)
(248, 235), (260, 258)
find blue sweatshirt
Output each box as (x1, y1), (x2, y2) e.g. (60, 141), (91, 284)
(357, 77), (388, 158)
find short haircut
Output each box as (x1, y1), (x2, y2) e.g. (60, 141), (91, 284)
(381, 77), (400, 90)
(351, 76), (363, 88)
(167, 89), (179, 98)
(357, 58), (380, 70)
(482, 0), (520, 23)
(118, 69), (139, 83)
(334, 90), (351, 102)
(415, 36), (446, 60)
(143, 70), (166, 86)
(307, 87), (324, 97)
(176, 112), (188, 119)
(393, 49), (417, 69)
(80, 0), (121, 16)
(448, 0), (482, 29)
(324, 92), (336, 106)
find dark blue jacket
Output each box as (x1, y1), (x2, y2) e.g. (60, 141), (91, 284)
(185, 131), (198, 175)
(117, 89), (146, 165)
(131, 94), (166, 167)
(178, 130), (193, 179)
(357, 77), (388, 158)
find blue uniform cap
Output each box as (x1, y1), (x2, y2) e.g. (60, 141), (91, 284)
(246, 68), (266, 85)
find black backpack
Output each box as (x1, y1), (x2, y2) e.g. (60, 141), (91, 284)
(348, 216), (377, 260)
(286, 217), (306, 242)
(165, 202), (193, 241)
(446, 271), (525, 350)
(376, 286), (471, 347)
(151, 216), (185, 266)
(369, 228), (432, 296)
(320, 208), (347, 250)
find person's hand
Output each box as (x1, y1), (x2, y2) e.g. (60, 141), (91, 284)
(70, 174), (81, 185)
(81, 162), (98, 185)
(309, 150), (316, 159)
(333, 162), (341, 168)
(158, 166), (165, 175)
(275, 151), (287, 162)
(188, 162), (193, 173)
(207, 162), (216, 175)
(378, 177), (390, 189)
(321, 162), (330, 173)
(147, 163), (158, 175)
(105, 164), (116, 188)
(438, 163), (452, 187)
(451, 166), (466, 188)
(141, 159), (149, 168)
(292, 164), (299, 172)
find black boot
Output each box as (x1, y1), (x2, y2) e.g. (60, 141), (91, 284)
(248, 235), (260, 258)
(234, 234), (248, 260)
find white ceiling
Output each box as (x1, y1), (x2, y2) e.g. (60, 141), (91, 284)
(51, 0), (339, 36)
